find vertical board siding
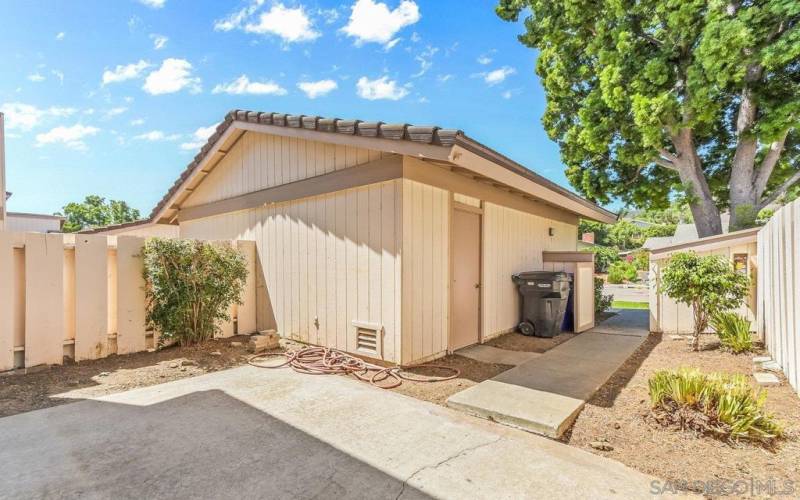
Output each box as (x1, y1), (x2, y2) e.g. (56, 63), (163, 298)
(184, 132), (384, 208)
(399, 180), (449, 364)
(75, 234), (110, 360)
(651, 242), (758, 335)
(24, 233), (66, 367)
(0, 232), (15, 370)
(180, 179), (404, 364)
(757, 198), (800, 394)
(481, 202), (578, 340)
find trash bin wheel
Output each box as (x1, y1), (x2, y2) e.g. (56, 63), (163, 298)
(518, 321), (535, 336)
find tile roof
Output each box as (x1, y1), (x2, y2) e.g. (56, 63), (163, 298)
(150, 110), (462, 219)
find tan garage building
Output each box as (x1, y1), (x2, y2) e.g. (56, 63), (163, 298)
(149, 110), (616, 365)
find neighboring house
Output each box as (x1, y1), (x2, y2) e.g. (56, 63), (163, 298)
(78, 219), (179, 238)
(642, 213), (730, 250)
(0, 113), (6, 231)
(141, 110), (618, 365)
(6, 211), (65, 232)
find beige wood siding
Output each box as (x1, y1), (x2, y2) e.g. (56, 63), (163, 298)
(184, 131), (385, 209)
(400, 179), (450, 364)
(180, 179), (404, 364)
(481, 202), (578, 340)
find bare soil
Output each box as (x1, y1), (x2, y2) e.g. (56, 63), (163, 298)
(389, 355), (512, 405)
(0, 336), (263, 418)
(565, 333), (800, 491)
(485, 330), (577, 353)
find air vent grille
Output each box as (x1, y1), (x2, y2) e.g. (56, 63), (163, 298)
(356, 327), (378, 353)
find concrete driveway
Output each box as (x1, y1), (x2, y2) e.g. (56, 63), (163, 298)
(604, 283), (649, 303)
(0, 365), (660, 499)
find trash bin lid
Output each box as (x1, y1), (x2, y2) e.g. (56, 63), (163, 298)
(513, 271), (571, 281)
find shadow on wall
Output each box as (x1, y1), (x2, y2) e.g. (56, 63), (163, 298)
(0, 389), (432, 499)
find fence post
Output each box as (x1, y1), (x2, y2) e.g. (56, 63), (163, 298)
(117, 236), (147, 354)
(25, 233), (66, 367)
(237, 240), (257, 335)
(0, 232), (14, 371)
(75, 234), (110, 360)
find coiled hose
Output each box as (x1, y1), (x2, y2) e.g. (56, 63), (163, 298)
(248, 346), (460, 389)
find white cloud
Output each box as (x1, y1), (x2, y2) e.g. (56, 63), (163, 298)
(143, 58), (201, 95)
(477, 55), (492, 65)
(0, 102), (77, 131)
(318, 7), (339, 24)
(342, 0), (420, 46)
(150, 34), (169, 50)
(51, 70), (64, 85)
(102, 60), (151, 85)
(244, 3), (319, 43)
(139, 0), (166, 8)
(134, 130), (180, 141)
(212, 75), (286, 95)
(104, 107), (128, 118)
(180, 124), (217, 151)
(214, 0), (265, 31)
(412, 45), (437, 77)
(35, 124), (99, 150)
(55, 32), (65, 41)
(355, 76), (408, 100)
(28, 73), (45, 82)
(437, 73), (454, 83)
(297, 79), (338, 98)
(130, 118), (145, 126)
(476, 66), (516, 86)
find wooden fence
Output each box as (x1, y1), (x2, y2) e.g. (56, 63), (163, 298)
(0, 232), (257, 372)
(757, 198), (800, 394)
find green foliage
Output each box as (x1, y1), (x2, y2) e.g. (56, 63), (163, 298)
(60, 195), (141, 232)
(142, 238), (248, 346)
(594, 277), (613, 315)
(578, 219), (610, 245)
(648, 368), (783, 444)
(608, 260), (637, 284)
(496, 0), (799, 229)
(636, 202), (693, 225)
(632, 250), (649, 271)
(731, 204), (759, 231)
(607, 220), (643, 250)
(711, 312), (754, 353)
(660, 252), (750, 349)
(583, 245), (620, 273)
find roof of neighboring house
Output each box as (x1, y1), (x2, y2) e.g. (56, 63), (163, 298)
(149, 109), (618, 225)
(649, 226), (759, 259)
(642, 213), (731, 250)
(7, 211), (65, 221)
(77, 218), (154, 234)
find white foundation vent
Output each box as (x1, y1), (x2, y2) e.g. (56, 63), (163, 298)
(352, 321), (383, 357)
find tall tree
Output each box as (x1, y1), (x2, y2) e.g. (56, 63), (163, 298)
(60, 195), (141, 233)
(497, 0), (799, 237)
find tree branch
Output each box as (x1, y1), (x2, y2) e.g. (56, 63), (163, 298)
(759, 170), (800, 210)
(659, 148), (679, 163)
(753, 129), (790, 198)
(653, 157), (679, 171)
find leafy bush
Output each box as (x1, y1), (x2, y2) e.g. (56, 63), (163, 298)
(607, 260), (637, 284)
(660, 252), (750, 350)
(583, 245), (620, 273)
(631, 250), (649, 271)
(711, 312), (753, 353)
(594, 277), (613, 315)
(142, 238), (248, 346)
(648, 368), (783, 444)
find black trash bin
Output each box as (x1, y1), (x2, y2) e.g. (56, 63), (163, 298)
(511, 271), (572, 338)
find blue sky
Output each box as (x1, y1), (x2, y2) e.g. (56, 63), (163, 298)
(0, 0), (591, 216)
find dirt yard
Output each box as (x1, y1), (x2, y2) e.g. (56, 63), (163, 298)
(484, 330), (577, 352)
(0, 336), (261, 417)
(565, 333), (800, 491)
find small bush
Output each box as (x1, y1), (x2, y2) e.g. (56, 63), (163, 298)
(142, 238), (248, 346)
(631, 250), (649, 271)
(648, 368), (783, 444)
(594, 277), (613, 315)
(583, 245), (620, 273)
(660, 252), (750, 350)
(711, 312), (753, 353)
(608, 260), (637, 284)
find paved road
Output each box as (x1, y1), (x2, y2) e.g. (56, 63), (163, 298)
(0, 365), (660, 499)
(604, 284), (649, 303)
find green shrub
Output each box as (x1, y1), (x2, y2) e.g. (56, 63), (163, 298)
(660, 252), (750, 350)
(711, 312), (754, 353)
(607, 260), (637, 284)
(583, 245), (620, 273)
(142, 238), (248, 346)
(648, 368), (783, 444)
(631, 250), (649, 271)
(594, 277), (613, 315)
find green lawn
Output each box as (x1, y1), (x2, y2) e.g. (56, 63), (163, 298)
(612, 300), (649, 310)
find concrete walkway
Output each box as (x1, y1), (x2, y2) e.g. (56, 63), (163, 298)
(0, 364), (660, 499)
(448, 310), (650, 438)
(456, 344), (540, 366)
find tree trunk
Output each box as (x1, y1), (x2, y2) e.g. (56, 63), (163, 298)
(672, 129), (723, 237)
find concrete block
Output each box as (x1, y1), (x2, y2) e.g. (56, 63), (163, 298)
(753, 372), (780, 387)
(760, 361), (782, 372)
(752, 355), (772, 364)
(248, 331), (279, 353)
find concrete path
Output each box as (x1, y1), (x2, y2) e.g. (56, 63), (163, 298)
(456, 344), (540, 365)
(0, 364), (660, 499)
(604, 284), (649, 303)
(448, 310), (650, 437)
